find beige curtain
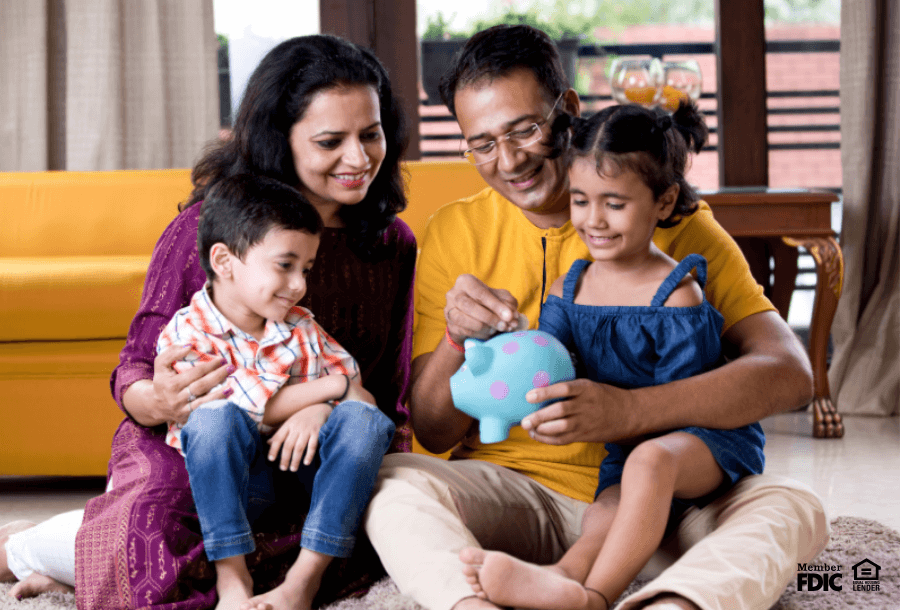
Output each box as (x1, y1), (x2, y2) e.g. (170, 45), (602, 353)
(0, 0), (219, 171)
(829, 0), (900, 415)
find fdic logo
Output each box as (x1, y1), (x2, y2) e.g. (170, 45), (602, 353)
(796, 563), (842, 591)
(797, 558), (882, 593)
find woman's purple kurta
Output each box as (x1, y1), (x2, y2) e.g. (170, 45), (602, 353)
(74, 202), (416, 610)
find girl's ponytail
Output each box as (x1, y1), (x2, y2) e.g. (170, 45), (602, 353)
(547, 112), (590, 159)
(671, 100), (709, 154)
(547, 112), (573, 159)
(651, 114), (673, 137)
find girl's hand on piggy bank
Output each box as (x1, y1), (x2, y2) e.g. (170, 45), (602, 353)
(521, 379), (635, 445)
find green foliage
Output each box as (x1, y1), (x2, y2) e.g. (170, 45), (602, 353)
(573, 69), (592, 96)
(420, 0), (838, 44)
(422, 11), (468, 40)
(764, 0), (840, 23)
(217, 33), (229, 52)
(471, 2), (593, 40)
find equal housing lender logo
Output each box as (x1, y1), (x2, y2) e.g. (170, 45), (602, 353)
(851, 558), (882, 591)
(796, 558), (882, 593)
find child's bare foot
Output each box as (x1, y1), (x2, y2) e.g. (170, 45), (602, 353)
(459, 547), (589, 610)
(215, 555), (258, 610)
(451, 595), (503, 609)
(216, 578), (254, 610)
(240, 583), (309, 610)
(240, 549), (327, 610)
(214, 556), (254, 610)
(1, 520), (36, 581)
(238, 597), (274, 610)
(8, 573), (73, 599)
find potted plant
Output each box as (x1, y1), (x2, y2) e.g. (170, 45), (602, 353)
(420, 12), (468, 105)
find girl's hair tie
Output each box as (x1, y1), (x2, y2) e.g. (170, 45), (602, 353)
(571, 116), (590, 131)
(654, 114), (673, 133)
(552, 113), (574, 132)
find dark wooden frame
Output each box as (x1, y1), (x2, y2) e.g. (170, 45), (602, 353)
(714, 0), (815, 385)
(714, 0), (768, 186)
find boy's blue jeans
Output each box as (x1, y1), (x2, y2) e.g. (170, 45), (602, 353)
(180, 399), (395, 562)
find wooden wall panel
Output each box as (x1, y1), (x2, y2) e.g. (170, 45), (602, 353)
(715, 0), (768, 186)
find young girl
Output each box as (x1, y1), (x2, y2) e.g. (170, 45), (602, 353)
(459, 101), (766, 610)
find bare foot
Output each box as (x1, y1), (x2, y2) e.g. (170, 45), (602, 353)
(240, 583), (308, 610)
(459, 547), (590, 610)
(240, 548), (329, 610)
(8, 573), (73, 599)
(452, 595), (503, 609)
(1, 520), (36, 582)
(240, 563), (325, 610)
(216, 576), (254, 610)
(238, 597), (274, 610)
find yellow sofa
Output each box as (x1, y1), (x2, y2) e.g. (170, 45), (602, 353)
(0, 162), (486, 476)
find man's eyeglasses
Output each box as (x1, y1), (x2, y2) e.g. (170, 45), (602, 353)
(461, 91), (565, 166)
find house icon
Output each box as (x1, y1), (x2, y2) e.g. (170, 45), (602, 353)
(852, 559), (881, 580)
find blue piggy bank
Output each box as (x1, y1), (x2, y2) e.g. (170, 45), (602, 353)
(449, 330), (576, 443)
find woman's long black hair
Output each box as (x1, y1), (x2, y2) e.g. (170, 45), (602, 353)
(185, 34), (408, 255)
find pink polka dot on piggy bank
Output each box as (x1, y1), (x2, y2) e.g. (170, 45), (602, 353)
(490, 380), (510, 400)
(449, 330), (575, 444)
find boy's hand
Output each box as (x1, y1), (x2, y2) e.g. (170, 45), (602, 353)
(267, 403), (333, 471)
(343, 381), (376, 405)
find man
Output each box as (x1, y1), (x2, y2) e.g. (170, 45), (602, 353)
(364, 25), (827, 610)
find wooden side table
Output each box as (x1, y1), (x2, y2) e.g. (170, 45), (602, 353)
(701, 188), (845, 438)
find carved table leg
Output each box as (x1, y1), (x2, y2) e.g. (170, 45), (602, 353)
(782, 236), (845, 438)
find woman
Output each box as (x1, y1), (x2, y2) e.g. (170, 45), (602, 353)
(74, 35), (415, 609)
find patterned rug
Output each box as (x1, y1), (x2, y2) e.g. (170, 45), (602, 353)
(1, 517), (896, 610)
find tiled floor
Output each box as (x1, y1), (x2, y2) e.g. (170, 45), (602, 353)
(761, 412), (900, 531)
(0, 478), (103, 525)
(2, 412), (898, 532)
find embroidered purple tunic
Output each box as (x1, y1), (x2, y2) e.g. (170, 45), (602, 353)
(75, 202), (415, 610)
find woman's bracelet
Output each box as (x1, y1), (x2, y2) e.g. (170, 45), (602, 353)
(445, 328), (465, 353)
(336, 374), (351, 402)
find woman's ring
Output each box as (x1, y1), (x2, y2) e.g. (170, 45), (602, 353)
(188, 389), (197, 404)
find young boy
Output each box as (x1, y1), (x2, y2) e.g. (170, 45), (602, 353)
(157, 174), (395, 610)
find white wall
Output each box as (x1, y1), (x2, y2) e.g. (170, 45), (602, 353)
(213, 0), (319, 118)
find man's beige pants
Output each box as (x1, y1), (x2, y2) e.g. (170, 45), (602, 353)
(364, 453), (828, 610)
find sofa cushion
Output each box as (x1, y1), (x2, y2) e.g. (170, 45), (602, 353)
(0, 256), (149, 341)
(0, 169), (189, 258)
